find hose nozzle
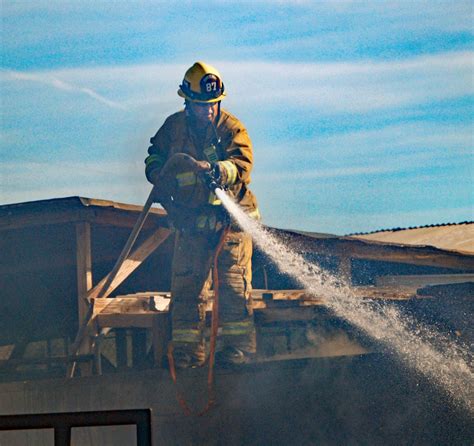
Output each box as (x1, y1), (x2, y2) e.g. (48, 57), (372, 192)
(202, 165), (226, 193)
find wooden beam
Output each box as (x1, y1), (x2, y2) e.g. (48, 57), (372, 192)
(0, 203), (167, 232)
(338, 241), (474, 270)
(76, 222), (93, 324)
(0, 209), (86, 231)
(97, 313), (156, 328)
(310, 239), (474, 271)
(92, 295), (159, 315)
(91, 189), (158, 301)
(68, 225), (171, 376)
(87, 227), (171, 301)
(74, 222), (94, 376)
(89, 208), (166, 229)
(376, 274), (474, 287)
(283, 234), (474, 270)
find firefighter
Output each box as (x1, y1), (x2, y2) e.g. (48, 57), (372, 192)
(145, 61), (260, 368)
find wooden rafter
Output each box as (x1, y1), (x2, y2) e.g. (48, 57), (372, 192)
(68, 226), (171, 377)
(87, 227), (171, 301)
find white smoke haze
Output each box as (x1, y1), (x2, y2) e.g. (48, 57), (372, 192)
(216, 188), (474, 413)
(266, 330), (368, 362)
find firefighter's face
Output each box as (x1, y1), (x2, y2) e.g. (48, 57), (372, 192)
(186, 101), (219, 124)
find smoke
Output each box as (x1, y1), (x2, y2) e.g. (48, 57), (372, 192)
(265, 330), (368, 362)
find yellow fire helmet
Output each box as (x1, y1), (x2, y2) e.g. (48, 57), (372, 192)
(178, 61), (226, 103)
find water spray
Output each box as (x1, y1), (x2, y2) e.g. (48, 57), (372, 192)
(214, 188), (474, 414)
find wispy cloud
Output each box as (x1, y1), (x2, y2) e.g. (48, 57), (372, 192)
(294, 122), (473, 157)
(252, 119), (473, 185)
(1, 69), (128, 110)
(3, 0), (471, 69)
(0, 160), (148, 205)
(3, 50), (471, 116)
(279, 206), (474, 235)
(223, 51), (474, 112)
(257, 165), (400, 182)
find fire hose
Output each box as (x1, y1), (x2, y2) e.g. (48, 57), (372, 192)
(166, 156), (230, 416)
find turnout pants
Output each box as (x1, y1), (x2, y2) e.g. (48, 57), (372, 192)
(170, 229), (255, 362)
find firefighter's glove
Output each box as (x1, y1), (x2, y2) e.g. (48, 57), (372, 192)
(191, 159), (212, 173)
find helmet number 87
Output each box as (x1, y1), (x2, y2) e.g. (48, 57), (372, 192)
(206, 82), (217, 92)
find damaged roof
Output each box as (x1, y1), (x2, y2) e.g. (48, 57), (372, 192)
(1, 197), (473, 269)
(350, 222), (474, 255)
(0, 196), (167, 231)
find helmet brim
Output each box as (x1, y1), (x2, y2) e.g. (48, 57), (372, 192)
(177, 88), (226, 103)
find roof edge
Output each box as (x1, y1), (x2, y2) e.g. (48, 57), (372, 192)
(346, 221), (474, 237)
(0, 196), (166, 215)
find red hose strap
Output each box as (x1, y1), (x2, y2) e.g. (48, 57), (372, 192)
(168, 227), (230, 416)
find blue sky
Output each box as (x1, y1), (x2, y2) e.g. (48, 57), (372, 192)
(1, 0), (473, 234)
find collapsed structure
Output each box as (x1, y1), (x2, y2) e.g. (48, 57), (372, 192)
(0, 197), (473, 445)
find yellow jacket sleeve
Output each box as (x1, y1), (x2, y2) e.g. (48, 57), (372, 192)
(216, 112), (253, 188)
(144, 115), (176, 183)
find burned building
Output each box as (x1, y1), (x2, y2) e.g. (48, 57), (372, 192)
(1, 197), (473, 445)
